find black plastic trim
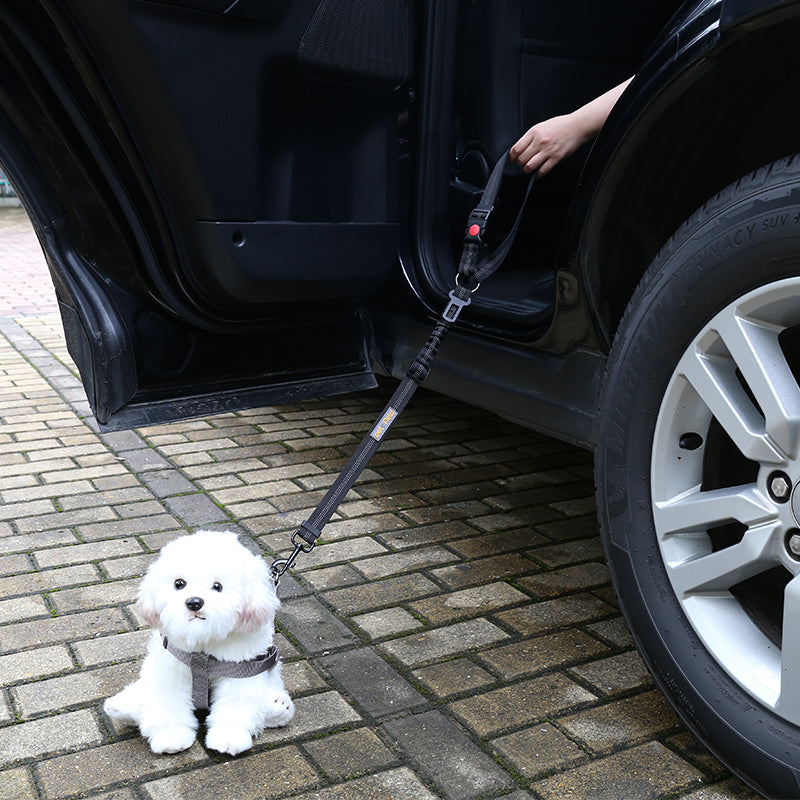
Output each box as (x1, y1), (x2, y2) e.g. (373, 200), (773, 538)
(98, 371), (377, 432)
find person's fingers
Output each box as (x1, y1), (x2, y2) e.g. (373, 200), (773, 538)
(522, 149), (548, 174)
(514, 142), (539, 169)
(510, 126), (543, 164)
(509, 141), (532, 165)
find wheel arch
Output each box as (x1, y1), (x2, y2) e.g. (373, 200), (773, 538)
(572, 1), (800, 350)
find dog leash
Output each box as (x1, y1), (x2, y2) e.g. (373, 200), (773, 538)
(270, 150), (535, 585)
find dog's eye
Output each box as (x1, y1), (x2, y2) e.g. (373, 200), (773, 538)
(174, 579), (186, 590)
(211, 582), (223, 592)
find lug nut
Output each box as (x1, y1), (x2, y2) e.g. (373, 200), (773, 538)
(772, 476), (791, 498)
(769, 472), (792, 503)
(788, 534), (800, 557)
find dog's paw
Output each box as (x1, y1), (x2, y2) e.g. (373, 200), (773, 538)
(103, 694), (138, 727)
(205, 725), (253, 756)
(262, 691), (295, 728)
(148, 725), (197, 754)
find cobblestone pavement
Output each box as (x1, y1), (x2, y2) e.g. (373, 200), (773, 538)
(0, 206), (760, 800)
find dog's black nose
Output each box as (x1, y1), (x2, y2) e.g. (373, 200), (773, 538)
(185, 596), (204, 611)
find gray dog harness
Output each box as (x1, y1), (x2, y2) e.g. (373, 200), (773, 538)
(163, 636), (280, 713)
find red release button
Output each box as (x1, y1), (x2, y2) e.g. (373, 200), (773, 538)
(468, 224), (481, 237)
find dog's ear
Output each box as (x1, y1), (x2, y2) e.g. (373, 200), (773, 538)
(236, 555), (280, 632)
(137, 598), (160, 628)
(136, 561), (162, 629)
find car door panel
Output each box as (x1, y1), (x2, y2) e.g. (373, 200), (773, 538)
(195, 221), (400, 305)
(118, 0), (406, 312)
(0, 0), (409, 428)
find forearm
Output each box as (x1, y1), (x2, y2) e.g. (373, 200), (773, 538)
(569, 77), (633, 143)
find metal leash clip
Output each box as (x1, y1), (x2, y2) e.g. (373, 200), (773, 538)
(270, 523), (319, 586)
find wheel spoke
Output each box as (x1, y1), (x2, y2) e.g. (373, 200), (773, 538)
(667, 522), (778, 598)
(776, 575), (800, 725)
(716, 311), (800, 461)
(678, 342), (785, 465)
(654, 484), (776, 537)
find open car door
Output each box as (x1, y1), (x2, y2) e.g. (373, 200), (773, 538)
(0, 0), (409, 429)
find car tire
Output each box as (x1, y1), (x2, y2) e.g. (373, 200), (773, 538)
(596, 155), (800, 799)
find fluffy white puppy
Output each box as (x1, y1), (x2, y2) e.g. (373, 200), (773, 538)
(104, 530), (294, 755)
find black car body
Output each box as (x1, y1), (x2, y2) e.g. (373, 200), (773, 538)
(4, 1), (800, 797)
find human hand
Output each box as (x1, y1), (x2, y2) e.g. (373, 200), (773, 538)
(509, 77), (632, 175)
(508, 113), (591, 175)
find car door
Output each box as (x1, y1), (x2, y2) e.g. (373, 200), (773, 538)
(0, 0), (410, 429)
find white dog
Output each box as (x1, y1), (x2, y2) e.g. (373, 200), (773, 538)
(104, 530), (294, 755)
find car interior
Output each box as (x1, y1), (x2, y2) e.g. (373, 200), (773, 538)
(416, 0), (678, 338)
(56, 0), (677, 346)
(101, 0), (679, 333)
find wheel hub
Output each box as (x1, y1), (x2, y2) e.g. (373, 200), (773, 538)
(652, 277), (800, 727)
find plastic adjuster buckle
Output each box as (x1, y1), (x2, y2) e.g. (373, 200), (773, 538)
(464, 208), (490, 243)
(465, 221), (483, 243)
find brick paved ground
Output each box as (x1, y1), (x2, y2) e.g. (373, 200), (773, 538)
(0, 206), (761, 799)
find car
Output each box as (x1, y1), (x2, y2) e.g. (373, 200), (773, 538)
(3, 0), (800, 796)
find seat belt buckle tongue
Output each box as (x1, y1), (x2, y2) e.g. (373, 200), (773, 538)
(444, 288), (472, 322)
